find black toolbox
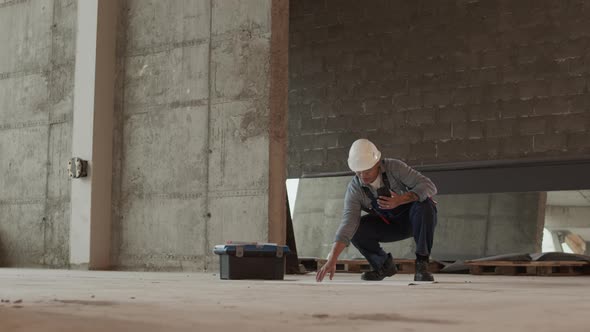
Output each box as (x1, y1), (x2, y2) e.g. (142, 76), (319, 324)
(213, 242), (290, 280)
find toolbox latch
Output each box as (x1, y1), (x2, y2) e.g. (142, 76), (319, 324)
(276, 246), (283, 258)
(236, 246), (244, 258)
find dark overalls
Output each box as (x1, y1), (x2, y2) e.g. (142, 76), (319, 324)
(350, 171), (438, 271)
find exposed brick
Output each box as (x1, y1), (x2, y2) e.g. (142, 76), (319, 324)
(363, 99), (393, 114)
(470, 68), (501, 86)
(549, 114), (588, 134)
(490, 83), (519, 102)
(302, 148), (325, 166)
(326, 146), (348, 163)
(353, 81), (395, 99)
(304, 71), (335, 89)
(531, 57), (564, 80)
(553, 37), (590, 61)
(568, 131), (590, 149)
(303, 86), (327, 101)
(336, 100), (363, 115)
(345, 114), (380, 131)
(289, 0), (305, 19)
(325, 115), (348, 132)
(352, 50), (383, 68)
(337, 133), (359, 149)
(501, 99), (534, 119)
(533, 134), (568, 152)
(469, 34), (498, 53)
(302, 163), (330, 175)
(550, 77), (586, 96)
(392, 127), (422, 145)
(312, 12), (340, 29)
(453, 53), (480, 70)
(300, 59), (324, 77)
(452, 122), (484, 140)
(327, 82), (356, 101)
(468, 103), (500, 121)
(394, 94), (422, 110)
(534, 97), (570, 116)
(437, 106), (467, 123)
(453, 87), (482, 106)
(567, 55), (590, 77)
(481, 50), (512, 68)
(500, 136), (534, 157)
(437, 140), (467, 159)
(485, 119), (516, 138)
(305, 28), (330, 46)
(569, 21), (590, 39)
(501, 63), (536, 84)
(310, 133), (339, 149)
(310, 101), (332, 119)
(300, 117), (326, 135)
(465, 138), (501, 159)
(288, 0), (590, 175)
(310, 40), (342, 59)
(291, 135), (315, 150)
(570, 94), (590, 113)
(406, 109), (436, 126)
(364, 131), (393, 147)
(377, 112), (406, 130)
(380, 144), (411, 160)
(423, 124), (452, 141)
(423, 90), (453, 107)
(518, 80), (551, 100)
(518, 117), (547, 135)
(408, 142), (437, 161)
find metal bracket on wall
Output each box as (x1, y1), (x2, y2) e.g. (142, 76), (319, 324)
(68, 157), (88, 178)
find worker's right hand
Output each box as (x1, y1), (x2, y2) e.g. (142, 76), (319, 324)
(316, 259), (336, 282)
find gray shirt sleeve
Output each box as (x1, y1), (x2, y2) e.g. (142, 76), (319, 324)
(333, 179), (363, 246)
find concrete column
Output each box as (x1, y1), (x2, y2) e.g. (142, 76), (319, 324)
(70, 0), (119, 269)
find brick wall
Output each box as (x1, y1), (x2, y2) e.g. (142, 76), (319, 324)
(288, 0), (590, 177)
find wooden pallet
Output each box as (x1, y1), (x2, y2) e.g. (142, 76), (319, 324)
(314, 258), (443, 274)
(465, 260), (590, 276)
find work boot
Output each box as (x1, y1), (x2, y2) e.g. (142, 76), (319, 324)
(414, 258), (434, 282)
(361, 253), (397, 281)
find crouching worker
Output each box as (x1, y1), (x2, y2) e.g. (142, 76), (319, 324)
(316, 139), (438, 282)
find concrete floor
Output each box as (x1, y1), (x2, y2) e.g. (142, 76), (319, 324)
(0, 269), (588, 332)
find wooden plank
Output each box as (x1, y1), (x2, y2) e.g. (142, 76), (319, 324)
(466, 260), (590, 276)
(316, 258), (443, 274)
(298, 257), (319, 272)
(465, 260), (589, 267)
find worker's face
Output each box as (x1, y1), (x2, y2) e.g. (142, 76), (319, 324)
(356, 162), (380, 185)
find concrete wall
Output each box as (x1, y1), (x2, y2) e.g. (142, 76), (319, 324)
(110, 0), (286, 271)
(545, 205), (590, 245)
(293, 177), (544, 260)
(0, 0), (76, 267)
(288, 0), (590, 177)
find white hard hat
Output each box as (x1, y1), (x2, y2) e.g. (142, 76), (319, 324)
(347, 139), (381, 172)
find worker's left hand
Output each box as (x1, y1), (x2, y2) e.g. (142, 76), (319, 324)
(377, 191), (403, 210)
(316, 259), (336, 282)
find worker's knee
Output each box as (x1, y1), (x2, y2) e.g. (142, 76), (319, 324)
(410, 199), (437, 225)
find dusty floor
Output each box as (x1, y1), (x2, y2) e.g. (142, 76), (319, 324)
(0, 269), (588, 332)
